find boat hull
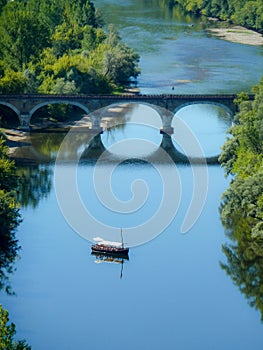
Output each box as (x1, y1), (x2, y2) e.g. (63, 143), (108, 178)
(91, 244), (129, 258)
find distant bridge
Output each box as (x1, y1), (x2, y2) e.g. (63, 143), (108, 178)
(0, 93), (254, 131)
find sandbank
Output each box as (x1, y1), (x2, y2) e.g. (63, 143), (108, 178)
(207, 25), (263, 46)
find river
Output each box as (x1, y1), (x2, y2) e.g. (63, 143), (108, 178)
(93, 0), (263, 94)
(2, 1), (263, 349)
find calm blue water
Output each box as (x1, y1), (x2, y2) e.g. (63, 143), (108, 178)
(94, 0), (263, 94)
(2, 0), (263, 348)
(2, 103), (263, 349)
(3, 164), (263, 350)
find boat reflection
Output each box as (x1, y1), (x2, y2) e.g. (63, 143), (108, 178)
(91, 252), (129, 279)
(91, 252), (129, 263)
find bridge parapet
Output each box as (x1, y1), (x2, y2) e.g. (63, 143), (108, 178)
(0, 93), (255, 130)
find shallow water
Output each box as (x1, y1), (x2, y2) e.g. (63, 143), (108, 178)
(94, 0), (263, 94)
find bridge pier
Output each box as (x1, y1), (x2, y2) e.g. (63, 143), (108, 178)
(160, 113), (174, 135)
(159, 133), (189, 163)
(88, 133), (104, 149)
(81, 132), (106, 160)
(160, 133), (174, 150)
(19, 113), (31, 131)
(91, 114), (101, 129)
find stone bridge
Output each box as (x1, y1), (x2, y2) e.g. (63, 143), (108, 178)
(0, 93), (254, 131)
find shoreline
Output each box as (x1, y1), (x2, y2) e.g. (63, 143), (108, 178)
(206, 24), (263, 46)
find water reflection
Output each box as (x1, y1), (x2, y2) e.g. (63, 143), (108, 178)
(97, 0), (263, 94)
(0, 229), (20, 295)
(91, 252), (129, 279)
(8, 103), (230, 164)
(172, 104), (232, 157)
(220, 210), (263, 320)
(16, 165), (53, 208)
(0, 192), (21, 294)
(83, 131), (218, 164)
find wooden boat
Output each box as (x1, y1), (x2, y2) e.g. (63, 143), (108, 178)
(91, 229), (129, 258)
(91, 243), (129, 257)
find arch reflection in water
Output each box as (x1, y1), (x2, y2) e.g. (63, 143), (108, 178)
(55, 102), (209, 247)
(100, 104), (162, 158)
(82, 131), (218, 164)
(172, 103), (232, 158)
(19, 102), (230, 163)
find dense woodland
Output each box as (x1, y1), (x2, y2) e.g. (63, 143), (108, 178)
(0, 0), (140, 94)
(173, 0), (263, 31)
(219, 80), (263, 318)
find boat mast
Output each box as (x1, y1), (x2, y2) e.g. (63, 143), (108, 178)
(120, 228), (124, 248)
(120, 259), (124, 279)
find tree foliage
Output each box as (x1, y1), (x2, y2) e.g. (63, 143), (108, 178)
(0, 140), (31, 347)
(0, 138), (21, 294)
(219, 78), (263, 319)
(0, 2), (50, 71)
(0, 304), (31, 349)
(0, 0), (140, 94)
(173, 0), (263, 31)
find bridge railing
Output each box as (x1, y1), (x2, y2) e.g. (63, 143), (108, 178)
(0, 93), (255, 100)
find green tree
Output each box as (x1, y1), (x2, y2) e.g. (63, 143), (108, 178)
(71, 0), (101, 28)
(0, 0), (140, 93)
(0, 2), (50, 70)
(172, 0), (263, 31)
(98, 25), (140, 85)
(0, 138), (21, 294)
(0, 71), (30, 94)
(26, 0), (65, 30)
(219, 77), (263, 319)
(0, 0), (7, 13)
(0, 304), (31, 349)
(51, 11), (84, 58)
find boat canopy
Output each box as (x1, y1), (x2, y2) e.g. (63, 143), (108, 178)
(93, 237), (122, 248)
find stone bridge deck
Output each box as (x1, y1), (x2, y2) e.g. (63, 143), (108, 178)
(0, 93), (254, 130)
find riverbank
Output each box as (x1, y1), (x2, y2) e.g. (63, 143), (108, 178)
(207, 24), (263, 46)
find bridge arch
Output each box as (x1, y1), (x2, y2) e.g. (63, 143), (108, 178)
(0, 102), (21, 127)
(97, 101), (171, 132)
(29, 100), (91, 120)
(0, 102), (20, 118)
(173, 101), (234, 117)
(99, 101), (164, 118)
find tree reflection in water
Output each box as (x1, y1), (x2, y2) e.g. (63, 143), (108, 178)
(0, 192), (21, 294)
(16, 164), (52, 209)
(0, 164), (52, 293)
(220, 213), (263, 320)
(0, 138), (22, 294)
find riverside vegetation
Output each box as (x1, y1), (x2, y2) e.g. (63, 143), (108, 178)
(0, 0), (138, 347)
(0, 0), (141, 345)
(172, 0), (263, 32)
(0, 0), (140, 95)
(219, 81), (263, 320)
(170, 0), (263, 321)
(0, 0), (263, 342)
(0, 137), (31, 349)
